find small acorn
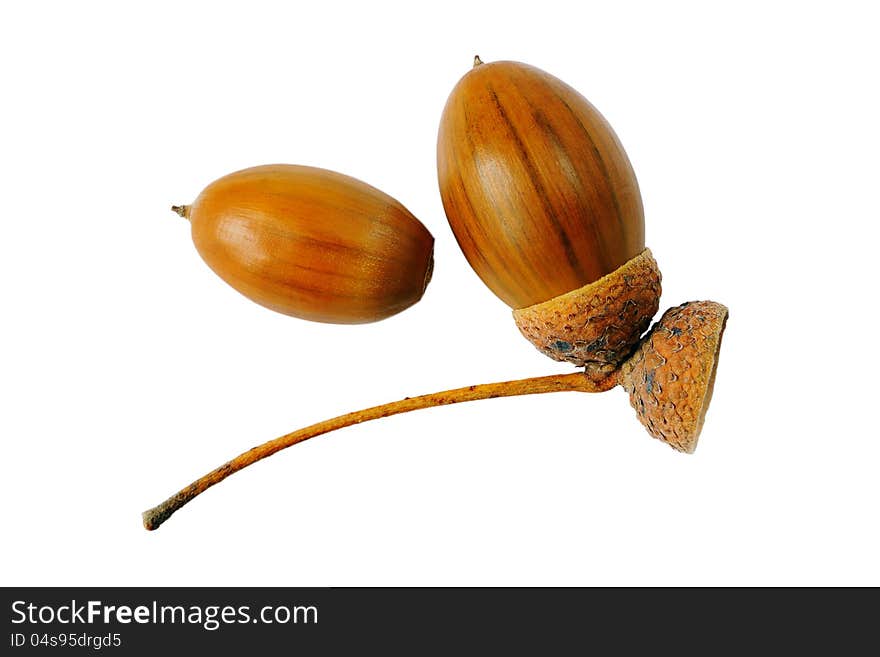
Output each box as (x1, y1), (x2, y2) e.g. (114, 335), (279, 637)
(173, 164), (434, 324)
(437, 57), (660, 378)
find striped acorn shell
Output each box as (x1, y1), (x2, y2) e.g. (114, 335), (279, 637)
(437, 59), (645, 310)
(437, 59), (656, 373)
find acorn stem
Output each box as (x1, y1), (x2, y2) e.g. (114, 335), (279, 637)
(171, 205), (190, 219)
(142, 371), (616, 530)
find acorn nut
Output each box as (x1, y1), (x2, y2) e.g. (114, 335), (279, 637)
(437, 59), (660, 378)
(173, 164), (434, 324)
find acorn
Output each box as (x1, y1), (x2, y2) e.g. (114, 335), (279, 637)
(437, 57), (660, 379)
(172, 164), (434, 324)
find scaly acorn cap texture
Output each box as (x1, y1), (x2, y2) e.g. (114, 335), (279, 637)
(513, 249), (661, 379)
(617, 301), (729, 453)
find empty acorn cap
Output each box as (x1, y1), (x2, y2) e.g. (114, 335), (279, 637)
(513, 249), (661, 380)
(617, 301), (729, 453)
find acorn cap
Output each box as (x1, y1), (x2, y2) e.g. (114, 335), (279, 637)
(512, 249), (661, 380)
(617, 301), (729, 453)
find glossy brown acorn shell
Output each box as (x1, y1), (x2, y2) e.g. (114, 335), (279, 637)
(618, 301), (729, 453)
(186, 164), (434, 324)
(513, 249), (661, 378)
(437, 60), (645, 310)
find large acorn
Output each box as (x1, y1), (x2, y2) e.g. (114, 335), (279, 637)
(438, 57), (660, 379)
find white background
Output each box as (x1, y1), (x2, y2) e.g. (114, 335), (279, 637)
(2, 1), (877, 586)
